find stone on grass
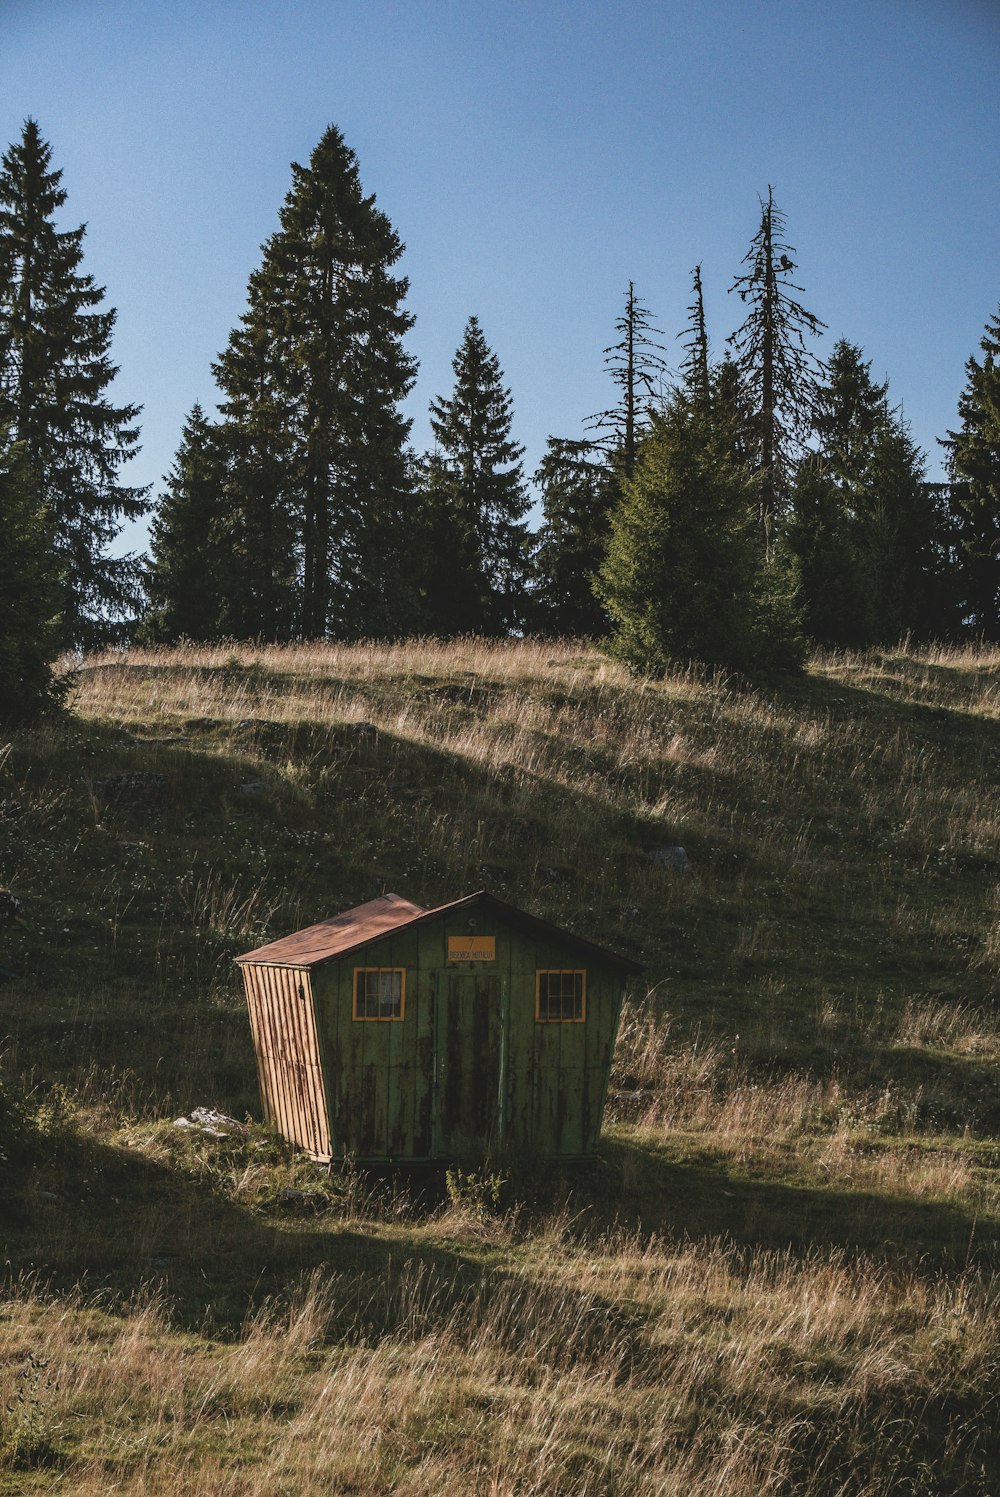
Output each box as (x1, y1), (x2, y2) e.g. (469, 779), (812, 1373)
(172, 1107), (243, 1139)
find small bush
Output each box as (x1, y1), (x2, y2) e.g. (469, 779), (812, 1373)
(445, 1165), (508, 1219)
(0, 1351), (61, 1471)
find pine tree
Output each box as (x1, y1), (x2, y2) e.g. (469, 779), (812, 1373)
(213, 125), (418, 640)
(417, 448), (488, 637)
(677, 270), (760, 475)
(678, 265), (711, 407)
(533, 284), (668, 637)
(917, 481), (967, 640)
(143, 403), (231, 643)
(942, 306), (1000, 639)
(787, 456), (873, 647)
(712, 354), (756, 470)
(728, 188), (826, 556)
(589, 282), (669, 482)
(865, 414), (953, 642)
(788, 340), (885, 645)
(533, 437), (614, 636)
(213, 260), (299, 640)
(423, 316), (530, 635)
(789, 341), (959, 645)
(0, 120), (147, 646)
(0, 427), (63, 723)
(811, 339), (888, 482)
(598, 387), (801, 674)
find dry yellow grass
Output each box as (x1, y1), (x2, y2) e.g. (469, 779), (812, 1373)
(62, 638), (1000, 970)
(4, 637), (1000, 1492)
(3, 1230), (999, 1495)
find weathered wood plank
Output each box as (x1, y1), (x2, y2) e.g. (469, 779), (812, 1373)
(241, 964), (330, 1159)
(242, 898), (633, 1162)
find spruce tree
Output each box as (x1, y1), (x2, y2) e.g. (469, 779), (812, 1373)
(788, 340), (886, 645)
(0, 427), (63, 723)
(534, 283), (667, 637)
(143, 403), (230, 643)
(712, 354), (757, 470)
(942, 306), (1000, 639)
(678, 265), (711, 407)
(213, 260), (299, 640)
(865, 414), (954, 642)
(423, 316), (530, 635)
(533, 437), (614, 636)
(787, 456), (873, 647)
(0, 120), (147, 646)
(728, 188), (826, 556)
(213, 125), (418, 639)
(790, 341), (959, 645)
(598, 387), (801, 674)
(589, 282), (669, 482)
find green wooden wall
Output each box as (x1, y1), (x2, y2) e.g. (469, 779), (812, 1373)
(309, 912), (624, 1162)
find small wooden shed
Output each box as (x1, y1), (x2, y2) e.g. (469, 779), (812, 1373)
(236, 890), (642, 1163)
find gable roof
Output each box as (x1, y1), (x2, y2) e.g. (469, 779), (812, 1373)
(235, 890), (643, 975)
(235, 892), (425, 969)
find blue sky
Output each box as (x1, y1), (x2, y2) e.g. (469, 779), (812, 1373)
(3, 0), (998, 552)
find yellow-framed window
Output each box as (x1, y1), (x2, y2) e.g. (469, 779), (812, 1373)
(536, 969), (586, 1022)
(353, 967), (405, 1021)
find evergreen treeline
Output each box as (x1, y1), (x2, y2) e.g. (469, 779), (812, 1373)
(539, 192), (997, 668)
(2, 121), (999, 723)
(0, 119), (148, 719)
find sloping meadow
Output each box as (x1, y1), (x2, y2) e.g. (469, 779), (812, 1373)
(2, 639), (1000, 1492)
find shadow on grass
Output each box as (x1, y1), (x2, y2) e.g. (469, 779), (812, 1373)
(4, 1119), (997, 1347)
(5, 1126), (1000, 1496)
(1, 1129), (491, 1339)
(588, 1133), (998, 1268)
(2, 1131), (661, 1392)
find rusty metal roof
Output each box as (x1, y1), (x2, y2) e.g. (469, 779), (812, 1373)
(236, 890), (643, 975)
(235, 892), (427, 968)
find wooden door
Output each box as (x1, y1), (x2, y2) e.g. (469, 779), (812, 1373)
(432, 973), (506, 1159)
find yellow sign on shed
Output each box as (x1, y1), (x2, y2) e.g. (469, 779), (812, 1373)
(447, 935), (496, 962)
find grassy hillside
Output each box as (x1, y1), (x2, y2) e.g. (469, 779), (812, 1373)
(2, 638), (999, 1493)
